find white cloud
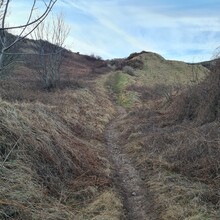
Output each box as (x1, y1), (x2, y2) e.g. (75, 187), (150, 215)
(66, 1), (154, 50)
(63, 0), (220, 61)
(5, 0), (220, 61)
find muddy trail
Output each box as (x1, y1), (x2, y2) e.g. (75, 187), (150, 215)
(105, 107), (158, 220)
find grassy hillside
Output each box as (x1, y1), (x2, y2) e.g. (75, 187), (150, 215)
(1, 40), (218, 220)
(107, 54), (220, 219)
(0, 64), (123, 219)
(107, 51), (208, 109)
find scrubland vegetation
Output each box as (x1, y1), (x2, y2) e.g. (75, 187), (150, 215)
(107, 52), (220, 219)
(1, 25), (220, 219)
(0, 35), (124, 218)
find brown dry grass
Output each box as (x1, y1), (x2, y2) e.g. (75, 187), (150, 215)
(0, 42), (217, 219)
(170, 60), (220, 124)
(0, 70), (123, 219)
(107, 51), (208, 111)
(114, 106), (220, 219)
(111, 60), (220, 219)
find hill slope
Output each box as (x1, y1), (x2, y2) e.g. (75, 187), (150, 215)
(107, 51), (208, 109)
(106, 53), (220, 219)
(1, 37), (218, 220)
(0, 38), (124, 219)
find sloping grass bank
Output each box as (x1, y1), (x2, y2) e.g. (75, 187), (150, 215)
(0, 74), (123, 219)
(107, 53), (219, 219)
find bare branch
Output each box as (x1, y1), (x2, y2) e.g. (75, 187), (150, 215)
(0, 0), (57, 31)
(1, 0), (9, 30)
(32, 13), (70, 89)
(15, 0), (37, 40)
(0, 0), (58, 75)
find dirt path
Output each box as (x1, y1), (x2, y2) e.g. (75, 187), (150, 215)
(105, 107), (157, 220)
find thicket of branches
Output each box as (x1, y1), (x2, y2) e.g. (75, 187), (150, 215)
(0, 0), (57, 78)
(32, 14), (70, 89)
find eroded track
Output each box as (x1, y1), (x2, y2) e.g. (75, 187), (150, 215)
(105, 107), (157, 220)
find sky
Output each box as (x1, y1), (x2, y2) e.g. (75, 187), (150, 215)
(5, 0), (220, 62)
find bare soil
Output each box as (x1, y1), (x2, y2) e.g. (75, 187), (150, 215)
(105, 106), (158, 220)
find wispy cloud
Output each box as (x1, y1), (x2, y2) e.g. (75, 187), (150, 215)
(6, 0), (220, 61)
(64, 0), (154, 53)
(61, 0), (220, 61)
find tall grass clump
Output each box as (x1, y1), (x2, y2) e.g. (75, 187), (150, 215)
(0, 100), (111, 219)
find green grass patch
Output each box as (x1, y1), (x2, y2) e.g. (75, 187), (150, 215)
(111, 72), (130, 94)
(107, 72), (139, 108)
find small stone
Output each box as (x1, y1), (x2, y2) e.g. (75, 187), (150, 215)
(132, 192), (136, 196)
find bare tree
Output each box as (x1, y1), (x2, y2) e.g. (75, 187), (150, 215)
(32, 14), (70, 89)
(0, 0), (57, 76)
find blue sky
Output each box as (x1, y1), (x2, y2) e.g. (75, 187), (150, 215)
(7, 0), (220, 62)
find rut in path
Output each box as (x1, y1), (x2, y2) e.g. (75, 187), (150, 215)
(105, 107), (157, 220)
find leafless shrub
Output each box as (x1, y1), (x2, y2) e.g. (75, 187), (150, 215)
(170, 59), (220, 124)
(86, 54), (103, 61)
(32, 14), (70, 89)
(127, 83), (182, 103)
(0, 0), (57, 77)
